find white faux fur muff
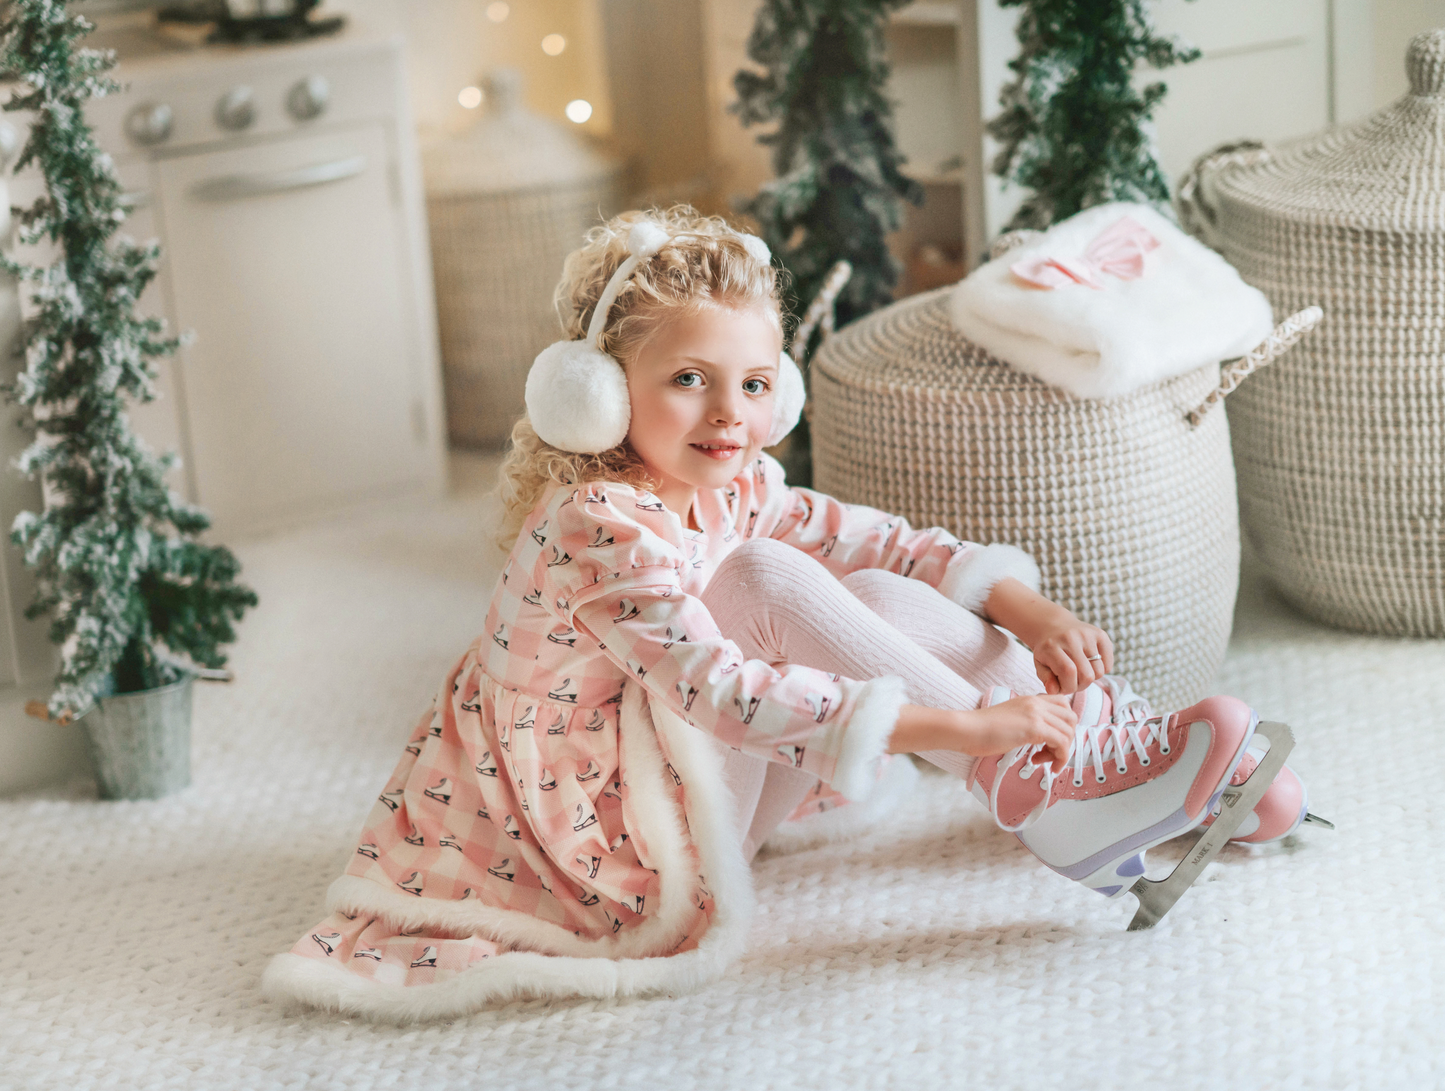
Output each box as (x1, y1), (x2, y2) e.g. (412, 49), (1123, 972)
(949, 202), (1275, 400)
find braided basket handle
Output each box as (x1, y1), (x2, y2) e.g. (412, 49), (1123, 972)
(1176, 141), (1273, 249)
(1186, 306), (1323, 427)
(790, 260), (853, 363)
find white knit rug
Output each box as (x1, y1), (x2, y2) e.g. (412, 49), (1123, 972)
(3, 451), (1440, 1091)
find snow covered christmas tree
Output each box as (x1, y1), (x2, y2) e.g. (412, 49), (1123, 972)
(0, 0), (257, 721)
(988, 0), (1200, 232)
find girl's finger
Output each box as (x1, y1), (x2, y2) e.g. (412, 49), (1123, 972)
(1037, 662), (1060, 695)
(1098, 633), (1115, 675)
(1050, 651), (1078, 694)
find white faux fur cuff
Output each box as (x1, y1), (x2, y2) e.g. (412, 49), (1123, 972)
(831, 674), (909, 802)
(937, 542), (1041, 615)
(762, 749), (921, 855)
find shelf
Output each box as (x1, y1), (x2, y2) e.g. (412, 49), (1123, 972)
(890, 1), (962, 27)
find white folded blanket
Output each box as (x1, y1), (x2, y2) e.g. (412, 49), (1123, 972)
(948, 202), (1274, 400)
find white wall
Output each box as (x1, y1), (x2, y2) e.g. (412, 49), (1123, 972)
(1374, 0), (1445, 104)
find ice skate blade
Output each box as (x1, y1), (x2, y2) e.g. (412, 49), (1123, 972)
(1126, 720), (1295, 931)
(1301, 812), (1335, 830)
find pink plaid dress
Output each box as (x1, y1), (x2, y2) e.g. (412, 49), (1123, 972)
(264, 453), (1021, 1020)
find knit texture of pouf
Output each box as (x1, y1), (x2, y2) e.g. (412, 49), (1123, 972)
(810, 287), (1241, 711)
(1177, 29), (1445, 637)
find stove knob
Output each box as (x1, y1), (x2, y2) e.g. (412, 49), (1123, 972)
(125, 102), (173, 146)
(286, 75), (330, 121)
(215, 85), (256, 131)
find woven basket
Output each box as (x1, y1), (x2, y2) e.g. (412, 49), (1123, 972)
(423, 70), (622, 449)
(1176, 29), (1445, 637)
(810, 284), (1317, 710)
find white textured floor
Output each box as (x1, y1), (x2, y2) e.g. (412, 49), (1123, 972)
(3, 451), (1441, 1091)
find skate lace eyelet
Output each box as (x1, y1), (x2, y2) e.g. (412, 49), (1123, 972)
(1072, 777), (1083, 788)
(1159, 744), (1170, 755)
(1140, 756), (1150, 766)
(1095, 773), (1107, 783)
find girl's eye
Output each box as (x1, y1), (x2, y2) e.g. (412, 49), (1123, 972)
(743, 378), (769, 395)
(675, 373), (701, 388)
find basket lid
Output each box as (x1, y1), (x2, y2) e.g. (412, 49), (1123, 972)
(422, 68), (618, 197)
(1205, 29), (1445, 230)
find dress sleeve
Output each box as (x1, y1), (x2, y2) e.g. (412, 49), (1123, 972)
(539, 481), (906, 801)
(745, 452), (1041, 617)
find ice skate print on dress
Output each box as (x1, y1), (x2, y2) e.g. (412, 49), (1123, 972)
(539, 769), (558, 791)
(475, 751), (498, 777)
(676, 681), (700, 710)
(572, 803), (599, 831)
(517, 776), (529, 811)
(583, 490), (610, 506)
(589, 526), (616, 549)
(745, 509), (759, 537)
(404, 824), (424, 846)
(603, 780), (622, 801)
(548, 678), (579, 703)
(626, 660), (647, 681)
(547, 712), (568, 735)
(576, 854), (601, 878)
(487, 858), (516, 882)
(578, 891), (600, 906)
(461, 887), (476, 899)
(776, 744), (805, 768)
(662, 626), (689, 649)
(804, 691), (833, 722)
(555, 595), (570, 614)
(398, 872), (424, 896)
(547, 546), (572, 567)
(515, 706), (536, 729)
(690, 543), (705, 568)
(404, 739), (422, 756)
(610, 831), (629, 851)
(378, 789), (404, 812)
(311, 932), (343, 955)
(461, 691), (483, 713)
(577, 760), (602, 782)
(666, 762), (681, 786)
(751, 458), (767, 483)
(635, 496), (665, 512)
(410, 946), (439, 969)
(356, 843), (380, 859)
(604, 688), (624, 706)
(503, 814), (522, 840)
(439, 834), (462, 850)
(523, 587), (545, 607)
(424, 778), (452, 804)
(626, 894), (645, 915)
(531, 521), (548, 546)
(492, 624), (509, 651)
(584, 709), (607, 731)
(614, 599), (640, 622)
(476, 805), (489, 819)
(900, 557), (917, 578)
(603, 910), (623, 933)
(499, 724), (511, 752)
(429, 716), (443, 738)
(734, 694), (761, 723)
(353, 946), (382, 961)
(820, 535), (837, 557)
(547, 627), (577, 647)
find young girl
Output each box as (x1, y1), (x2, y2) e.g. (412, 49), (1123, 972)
(262, 207), (1309, 1023)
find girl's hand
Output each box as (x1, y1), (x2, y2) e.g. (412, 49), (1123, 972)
(982, 579), (1114, 695)
(959, 695), (1077, 774)
(1030, 616), (1114, 696)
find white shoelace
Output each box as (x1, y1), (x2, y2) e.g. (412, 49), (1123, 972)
(989, 678), (1172, 833)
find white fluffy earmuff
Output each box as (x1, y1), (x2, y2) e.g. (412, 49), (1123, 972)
(525, 222), (806, 454)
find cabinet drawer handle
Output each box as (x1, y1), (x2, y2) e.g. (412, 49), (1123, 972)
(190, 154), (366, 201)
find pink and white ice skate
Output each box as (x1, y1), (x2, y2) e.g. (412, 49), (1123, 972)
(968, 677), (1294, 928)
(1197, 742), (1333, 844)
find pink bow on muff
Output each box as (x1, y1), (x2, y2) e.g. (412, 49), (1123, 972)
(1010, 215), (1160, 290)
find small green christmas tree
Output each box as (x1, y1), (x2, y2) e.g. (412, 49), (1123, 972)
(734, 0), (924, 485)
(1, 0), (258, 721)
(988, 0), (1200, 232)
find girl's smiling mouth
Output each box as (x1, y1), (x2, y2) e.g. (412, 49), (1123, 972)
(690, 442), (742, 460)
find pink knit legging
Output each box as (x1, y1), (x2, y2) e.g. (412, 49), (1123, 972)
(699, 537), (1045, 862)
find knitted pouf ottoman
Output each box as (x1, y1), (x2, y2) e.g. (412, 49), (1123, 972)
(810, 283), (1316, 710)
(1177, 30), (1445, 636)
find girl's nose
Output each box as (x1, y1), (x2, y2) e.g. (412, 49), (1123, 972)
(708, 389), (743, 425)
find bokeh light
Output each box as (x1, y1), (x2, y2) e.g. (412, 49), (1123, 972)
(541, 34), (566, 56)
(458, 85), (484, 109)
(486, 2), (509, 22)
(565, 99), (593, 123)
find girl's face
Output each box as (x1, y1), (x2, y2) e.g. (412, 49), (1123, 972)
(625, 302), (782, 506)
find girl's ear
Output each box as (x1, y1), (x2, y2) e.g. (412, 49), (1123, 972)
(766, 351), (805, 447)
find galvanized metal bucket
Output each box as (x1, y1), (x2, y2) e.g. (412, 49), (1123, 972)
(80, 672), (196, 800)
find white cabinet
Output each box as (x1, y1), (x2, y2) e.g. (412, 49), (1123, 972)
(155, 123), (434, 532)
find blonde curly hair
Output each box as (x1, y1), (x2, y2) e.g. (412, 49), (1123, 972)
(494, 205), (787, 551)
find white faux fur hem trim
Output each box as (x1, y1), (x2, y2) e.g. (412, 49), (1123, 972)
(760, 749), (922, 855)
(830, 675), (908, 802)
(260, 683), (756, 1024)
(937, 543), (1041, 615)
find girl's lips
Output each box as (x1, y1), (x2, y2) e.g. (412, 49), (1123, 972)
(690, 443), (741, 461)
